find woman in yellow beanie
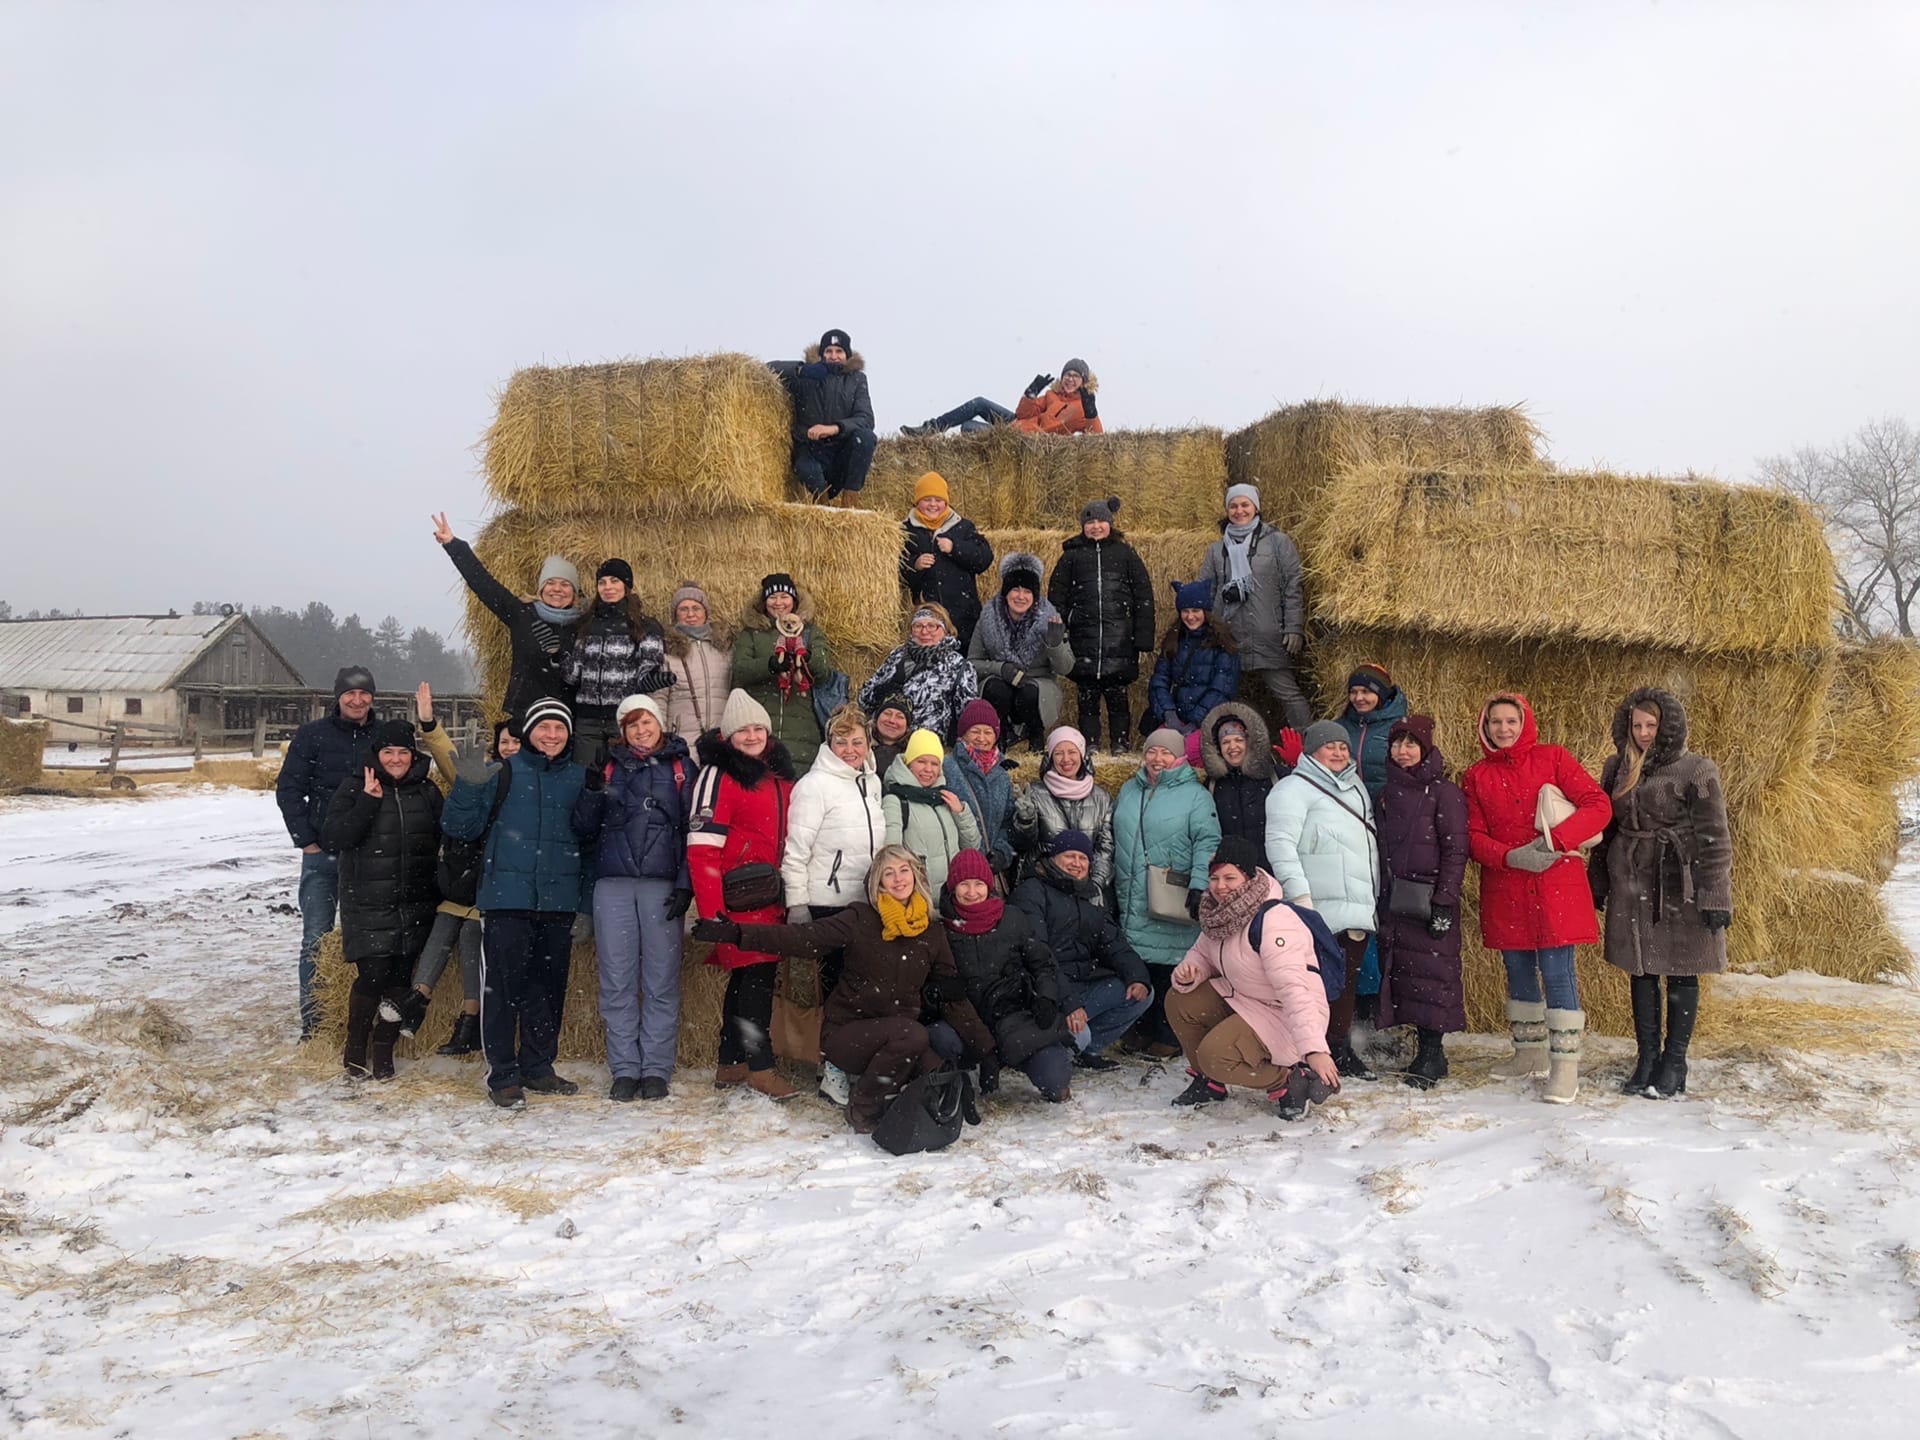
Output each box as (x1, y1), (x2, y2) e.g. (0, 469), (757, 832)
(881, 728), (982, 890)
(899, 472), (994, 650)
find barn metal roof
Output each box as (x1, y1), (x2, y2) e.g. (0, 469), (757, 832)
(0, 614), (250, 691)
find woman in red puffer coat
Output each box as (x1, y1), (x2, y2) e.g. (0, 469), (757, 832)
(688, 689), (798, 1100)
(1460, 693), (1610, 1104)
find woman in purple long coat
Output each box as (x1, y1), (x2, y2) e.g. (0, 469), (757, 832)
(1375, 715), (1469, 1089)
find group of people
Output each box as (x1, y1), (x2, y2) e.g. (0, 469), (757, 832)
(765, 327), (1105, 508)
(276, 468), (1733, 1133)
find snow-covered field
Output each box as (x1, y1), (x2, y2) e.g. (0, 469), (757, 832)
(3, 788), (1918, 1438)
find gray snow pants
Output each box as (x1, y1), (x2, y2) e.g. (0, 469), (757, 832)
(410, 910), (483, 1000)
(1246, 665), (1313, 733)
(592, 875), (685, 1081)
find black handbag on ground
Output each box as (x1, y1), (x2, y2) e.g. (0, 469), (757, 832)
(1387, 875), (1435, 922)
(873, 1069), (979, 1156)
(721, 862), (784, 914)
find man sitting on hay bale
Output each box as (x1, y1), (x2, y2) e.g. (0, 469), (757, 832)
(901, 358), (1103, 438)
(769, 328), (875, 507)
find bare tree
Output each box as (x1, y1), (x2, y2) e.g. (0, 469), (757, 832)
(1760, 418), (1920, 640)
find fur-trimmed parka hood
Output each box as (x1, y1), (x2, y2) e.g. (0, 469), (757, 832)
(1611, 687), (1688, 771)
(1199, 700), (1274, 781)
(1053, 369), (1098, 395)
(694, 728), (798, 787)
(802, 344), (866, 373)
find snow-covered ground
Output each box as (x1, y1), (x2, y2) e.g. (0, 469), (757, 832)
(2, 788), (1918, 1438)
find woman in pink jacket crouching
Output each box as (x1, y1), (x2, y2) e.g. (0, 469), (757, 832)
(1164, 835), (1342, 1120)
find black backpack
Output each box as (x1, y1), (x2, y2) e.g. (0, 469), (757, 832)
(1248, 899), (1349, 1004)
(872, 1069), (981, 1156)
(435, 760), (513, 908)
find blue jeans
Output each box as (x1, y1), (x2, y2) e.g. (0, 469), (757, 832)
(297, 851), (340, 1037)
(593, 876), (684, 1081)
(1501, 947), (1579, 1010)
(792, 427), (877, 495)
(1066, 977), (1153, 1054)
(931, 396), (1015, 434)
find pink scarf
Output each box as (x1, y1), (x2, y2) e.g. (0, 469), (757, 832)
(964, 742), (1000, 772)
(1044, 765), (1095, 802)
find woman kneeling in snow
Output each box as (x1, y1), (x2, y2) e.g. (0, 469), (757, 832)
(694, 845), (993, 1134)
(1165, 837), (1341, 1120)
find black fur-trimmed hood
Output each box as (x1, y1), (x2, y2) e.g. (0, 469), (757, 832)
(802, 344), (866, 373)
(1611, 687), (1688, 770)
(695, 728), (798, 786)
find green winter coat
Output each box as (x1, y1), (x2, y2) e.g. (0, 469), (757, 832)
(729, 591), (836, 773)
(1112, 760), (1221, 967)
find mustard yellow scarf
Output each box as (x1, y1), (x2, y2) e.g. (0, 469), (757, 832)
(876, 891), (930, 941)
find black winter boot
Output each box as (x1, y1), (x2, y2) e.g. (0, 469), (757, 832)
(436, 1012), (481, 1056)
(1272, 1062), (1338, 1121)
(899, 419), (938, 438)
(343, 990), (379, 1078)
(368, 1013), (402, 1081)
(1403, 1028), (1449, 1090)
(1623, 974), (1662, 1095)
(1331, 1039), (1377, 1082)
(379, 987), (431, 1039)
(1653, 977), (1699, 1098)
(1171, 1071), (1228, 1107)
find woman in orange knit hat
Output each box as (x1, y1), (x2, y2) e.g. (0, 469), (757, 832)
(899, 472), (994, 650)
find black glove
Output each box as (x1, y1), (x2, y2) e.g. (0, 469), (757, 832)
(1031, 996), (1058, 1028)
(1024, 373), (1053, 399)
(1001, 662), (1025, 687)
(664, 888), (693, 920)
(1185, 890), (1202, 921)
(691, 916), (740, 946)
(582, 765), (605, 793)
(1079, 390), (1096, 420)
(1427, 906), (1454, 937)
(1702, 909), (1732, 932)
(978, 1055), (1001, 1096)
(935, 973), (969, 1003)
(768, 651), (788, 674)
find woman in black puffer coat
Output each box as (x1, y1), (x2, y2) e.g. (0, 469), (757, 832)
(563, 558), (672, 768)
(1048, 497), (1155, 754)
(321, 719), (444, 1081)
(939, 850), (1075, 1102)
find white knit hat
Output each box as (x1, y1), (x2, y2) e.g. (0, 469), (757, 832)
(720, 688), (771, 737)
(616, 694), (666, 729)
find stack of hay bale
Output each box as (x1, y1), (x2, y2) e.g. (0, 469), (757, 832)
(0, 718), (46, 793)
(1225, 401), (1920, 1035)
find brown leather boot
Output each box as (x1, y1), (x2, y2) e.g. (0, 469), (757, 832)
(343, 990), (379, 1078)
(747, 1067), (797, 1102)
(713, 1062), (749, 1089)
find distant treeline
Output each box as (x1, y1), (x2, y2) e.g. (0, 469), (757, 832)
(194, 601), (478, 694)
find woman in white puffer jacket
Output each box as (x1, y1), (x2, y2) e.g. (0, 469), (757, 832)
(779, 703), (886, 1106)
(1265, 719), (1379, 1082)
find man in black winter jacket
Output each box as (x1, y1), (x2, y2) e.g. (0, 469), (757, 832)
(1010, 832), (1152, 1067)
(275, 664), (377, 1037)
(769, 329), (876, 504)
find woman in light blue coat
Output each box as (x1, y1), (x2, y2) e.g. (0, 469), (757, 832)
(1112, 726), (1222, 1056)
(1265, 719), (1379, 1080)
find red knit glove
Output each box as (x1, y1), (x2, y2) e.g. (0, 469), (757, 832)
(1275, 728), (1304, 768)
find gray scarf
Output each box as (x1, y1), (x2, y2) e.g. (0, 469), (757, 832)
(675, 621), (714, 644)
(1223, 521), (1259, 596)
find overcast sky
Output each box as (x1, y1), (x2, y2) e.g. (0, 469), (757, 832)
(3, 2), (1916, 640)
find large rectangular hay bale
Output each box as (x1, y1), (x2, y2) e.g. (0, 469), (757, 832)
(1304, 464), (1836, 654)
(867, 427), (1228, 531)
(464, 504), (909, 707)
(0, 718), (45, 791)
(1226, 399), (1540, 541)
(482, 356), (795, 517)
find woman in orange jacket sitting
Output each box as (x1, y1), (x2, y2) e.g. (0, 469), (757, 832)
(901, 359), (1103, 438)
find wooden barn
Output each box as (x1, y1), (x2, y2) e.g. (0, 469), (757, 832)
(0, 612), (306, 743)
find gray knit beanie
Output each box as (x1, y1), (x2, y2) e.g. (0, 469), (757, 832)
(1300, 720), (1348, 757)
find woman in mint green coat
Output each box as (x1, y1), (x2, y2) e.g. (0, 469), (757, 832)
(1112, 726), (1222, 1056)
